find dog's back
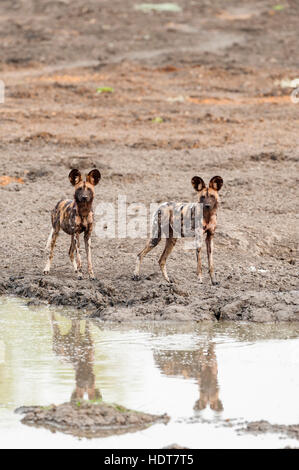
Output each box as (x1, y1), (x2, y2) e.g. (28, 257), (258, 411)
(151, 201), (203, 240)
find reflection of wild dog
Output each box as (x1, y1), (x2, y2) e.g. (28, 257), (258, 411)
(155, 343), (223, 412)
(44, 169), (101, 280)
(133, 176), (223, 285)
(51, 313), (102, 402)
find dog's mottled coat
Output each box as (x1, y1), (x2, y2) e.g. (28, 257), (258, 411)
(44, 169), (101, 279)
(133, 176), (223, 285)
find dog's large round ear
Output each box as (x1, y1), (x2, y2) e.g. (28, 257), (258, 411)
(69, 169), (82, 186)
(86, 169), (101, 186)
(209, 176), (223, 191)
(191, 176), (206, 192)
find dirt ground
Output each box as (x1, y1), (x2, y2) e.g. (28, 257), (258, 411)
(0, 0), (298, 322)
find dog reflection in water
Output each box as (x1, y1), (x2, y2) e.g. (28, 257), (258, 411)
(51, 313), (101, 402)
(155, 342), (223, 412)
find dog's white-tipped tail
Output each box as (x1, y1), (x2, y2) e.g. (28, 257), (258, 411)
(45, 228), (54, 251)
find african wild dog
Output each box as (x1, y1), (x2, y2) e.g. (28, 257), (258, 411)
(44, 169), (101, 280)
(51, 313), (102, 402)
(154, 343), (223, 412)
(133, 176), (223, 285)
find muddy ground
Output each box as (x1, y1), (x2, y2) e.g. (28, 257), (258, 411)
(241, 421), (299, 442)
(16, 402), (169, 438)
(0, 0), (298, 322)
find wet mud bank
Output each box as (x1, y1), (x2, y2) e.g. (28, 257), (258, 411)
(241, 421), (299, 442)
(0, 273), (298, 322)
(16, 402), (169, 438)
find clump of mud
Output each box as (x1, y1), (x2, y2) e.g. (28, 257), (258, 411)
(242, 421), (299, 441)
(15, 402), (169, 438)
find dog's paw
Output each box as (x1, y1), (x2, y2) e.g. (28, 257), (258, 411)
(43, 270), (49, 276)
(211, 280), (220, 286)
(132, 274), (141, 281)
(77, 274), (83, 280)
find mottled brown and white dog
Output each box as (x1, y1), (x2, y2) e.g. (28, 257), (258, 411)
(44, 169), (101, 280)
(133, 176), (223, 285)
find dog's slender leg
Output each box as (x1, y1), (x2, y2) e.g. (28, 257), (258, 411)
(69, 235), (79, 275)
(134, 208), (163, 280)
(159, 237), (177, 283)
(84, 230), (95, 280)
(196, 247), (203, 283)
(206, 232), (218, 285)
(44, 228), (59, 275)
(75, 233), (82, 277)
(45, 228), (54, 251)
(133, 237), (161, 280)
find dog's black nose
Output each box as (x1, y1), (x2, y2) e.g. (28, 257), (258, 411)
(204, 204), (211, 208)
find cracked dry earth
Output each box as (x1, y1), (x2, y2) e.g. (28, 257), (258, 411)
(0, 0), (298, 322)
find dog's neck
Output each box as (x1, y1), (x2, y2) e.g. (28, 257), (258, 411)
(75, 200), (93, 218)
(202, 203), (218, 225)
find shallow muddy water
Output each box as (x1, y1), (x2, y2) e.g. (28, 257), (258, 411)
(0, 297), (298, 449)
